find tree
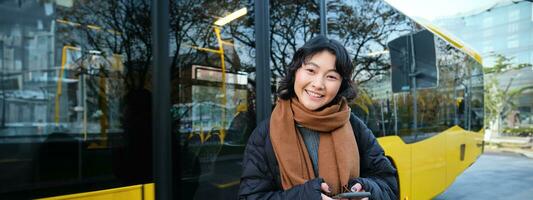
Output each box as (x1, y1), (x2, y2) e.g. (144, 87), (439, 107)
(484, 54), (533, 138)
(57, 0), (152, 91)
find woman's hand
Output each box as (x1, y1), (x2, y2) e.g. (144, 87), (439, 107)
(321, 182), (370, 200)
(351, 183), (369, 200)
(321, 193), (334, 200)
(320, 182), (334, 200)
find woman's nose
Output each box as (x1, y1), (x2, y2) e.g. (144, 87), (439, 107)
(311, 77), (325, 90)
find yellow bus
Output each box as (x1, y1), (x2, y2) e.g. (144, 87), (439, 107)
(0, 0), (483, 199)
(363, 26), (485, 200)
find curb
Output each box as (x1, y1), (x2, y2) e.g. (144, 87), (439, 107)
(485, 147), (533, 159)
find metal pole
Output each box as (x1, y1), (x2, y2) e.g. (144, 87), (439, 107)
(393, 94), (398, 135)
(380, 100), (386, 136)
(255, 0), (272, 124)
(467, 69), (472, 130)
(409, 34), (417, 135)
(214, 27), (227, 143)
(453, 70), (458, 125)
(0, 41), (4, 128)
(152, 0), (172, 199)
(320, 0), (327, 36)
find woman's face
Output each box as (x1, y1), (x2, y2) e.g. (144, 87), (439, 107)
(294, 50), (342, 111)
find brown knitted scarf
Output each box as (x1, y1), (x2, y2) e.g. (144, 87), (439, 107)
(270, 97), (360, 194)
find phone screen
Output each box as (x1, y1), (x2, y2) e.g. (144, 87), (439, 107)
(332, 191), (371, 199)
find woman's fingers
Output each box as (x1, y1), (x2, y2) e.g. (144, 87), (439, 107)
(350, 183), (364, 192)
(321, 182), (331, 193)
(348, 183), (369, 200)
(320, 183), (333, 200)
(321, 193), (334, 200)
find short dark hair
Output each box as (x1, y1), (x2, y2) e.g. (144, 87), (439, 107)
(277, 35), (357, 103)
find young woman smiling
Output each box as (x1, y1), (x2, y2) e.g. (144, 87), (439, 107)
(238, 36), (398, 200)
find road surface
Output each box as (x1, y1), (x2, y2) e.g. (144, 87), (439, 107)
(435, 151), (533, 200)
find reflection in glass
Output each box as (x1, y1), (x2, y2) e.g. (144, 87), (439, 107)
(171, 1), (255, 199)
(328, 0), (484, 142)
(0, 0), (153, 198)
(386, 1), (531, 135)
(268, 0), (320, 101)
(327, 0), (412, 138)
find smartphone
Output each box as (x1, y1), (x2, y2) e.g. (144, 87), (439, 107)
(331, 191), (371, 199)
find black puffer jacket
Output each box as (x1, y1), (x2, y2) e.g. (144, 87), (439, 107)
(238, 113), (398, 200)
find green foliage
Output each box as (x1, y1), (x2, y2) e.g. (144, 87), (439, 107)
(502, 127), (533, 137)
(483, 54), (532, 74)
(351, 88), (373, 115)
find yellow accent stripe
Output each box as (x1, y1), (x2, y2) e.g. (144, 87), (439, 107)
(86, 25), (102, 30)
(416, 23), (483, 64)
(56, 19), (81, 27)
(37, 185), (143, 200)
(143, 183), (155, 200)
(55, 45), (81, 124)
(184, 44), (221, 54)
(213, 180), (240, 189)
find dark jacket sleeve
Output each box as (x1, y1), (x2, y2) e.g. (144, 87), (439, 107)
(349, 114), (399, 200)
(238, 120), (323, 200)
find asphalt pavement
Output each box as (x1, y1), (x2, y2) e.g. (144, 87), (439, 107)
(434, 151), (533, 200)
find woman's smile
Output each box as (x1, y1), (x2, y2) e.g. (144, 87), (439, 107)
(305, 89), (324, 99)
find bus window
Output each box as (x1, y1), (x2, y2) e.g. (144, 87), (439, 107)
(326, 0), (415, 138)
(388, 29), (443, 141)
(0, 1), (153, 198)
(470, 61), (484, 131)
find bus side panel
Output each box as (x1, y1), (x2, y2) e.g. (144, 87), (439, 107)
(377, 136), (412, 200)
(143, 183), (155, 200)
(444, 126), (466, 188)
(445, 127), (484, 189)
(410, 133), (446, 200)
(464, 130), (484, 168)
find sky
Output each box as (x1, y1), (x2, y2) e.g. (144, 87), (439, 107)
(384, 0), (506, 20)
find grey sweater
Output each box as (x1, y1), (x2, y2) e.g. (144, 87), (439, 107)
(296, 124), (320, 177)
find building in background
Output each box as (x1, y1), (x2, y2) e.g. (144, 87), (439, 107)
(435, 0), (533, 67)
(436, 0), (533, 130)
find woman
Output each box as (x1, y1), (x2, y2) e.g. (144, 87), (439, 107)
(238, 36), (398, 200)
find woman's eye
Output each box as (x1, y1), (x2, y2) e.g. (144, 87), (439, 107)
(327, 75), (339, 80)
(305, 68), (314, 73)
